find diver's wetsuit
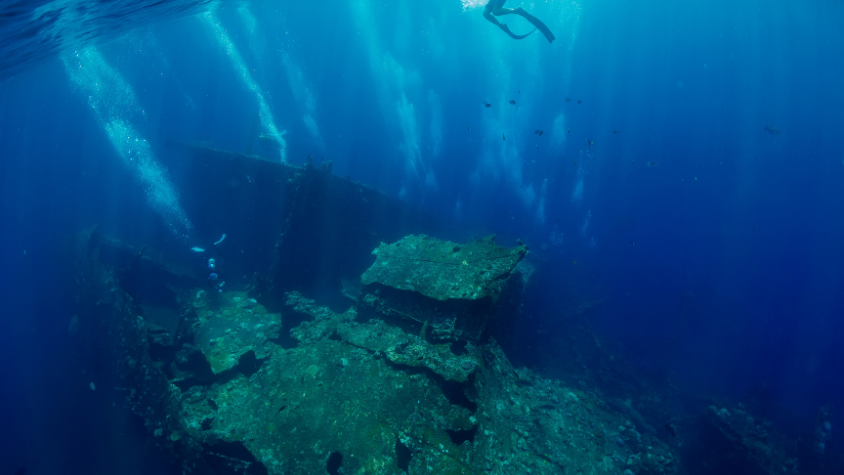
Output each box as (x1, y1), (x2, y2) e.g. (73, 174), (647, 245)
(483, 0), (555, 43)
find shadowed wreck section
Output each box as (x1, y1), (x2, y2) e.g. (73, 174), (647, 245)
(71, 144), (798, 475)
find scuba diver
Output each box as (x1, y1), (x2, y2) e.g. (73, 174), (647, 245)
(483, 0), (556, 43)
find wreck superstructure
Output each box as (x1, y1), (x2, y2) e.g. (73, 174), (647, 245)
(69, 143), (796, 475)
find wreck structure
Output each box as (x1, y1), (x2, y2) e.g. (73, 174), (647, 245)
(69, 143), (794, 475)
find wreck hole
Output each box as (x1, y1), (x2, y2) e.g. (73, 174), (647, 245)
(445, 425), (477, 445)
(328, 332), (342, 342)
(201, 418), (213, 431)
(450, 339), (468, 356)
(385, 361), (477, 413)
(172, 349), (217, 391)
(326, 451), (343, 475)
(204, 440), (268, 475)
(439, 378), (478, 413)
(211, 350), (268, 387)
(269, 310), (316, 349)
(395, 437), (412, 471)
(232, 350), (265, 379)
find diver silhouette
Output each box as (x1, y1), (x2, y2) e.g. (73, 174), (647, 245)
(483, 0), (555, 43)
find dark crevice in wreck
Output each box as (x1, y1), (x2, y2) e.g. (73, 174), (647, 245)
(450, 339), (469, 356)
(200, 418), (213, 431)
(229, 350), (266, 379)
(213, 350), (268, 386)
(395, 437), (412, 471)
(203, 440), (268, 475)
(172, 348), (216, 391)
(325, 451), (343, 475)
(173, 348), (267, 391)
(385, 359), (478, 413)
(445, 425), (478, 446)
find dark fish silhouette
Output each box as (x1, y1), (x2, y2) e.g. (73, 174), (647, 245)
(565, 98), (571, 102)
(567, 129), (571, 133)
(764, 125), (781, 134)
(534, 130), (544, 136)
(665, 423), (677, 438)
(247, 176), (255, 183)
(485, 103), (492, 108)
(503, 133), (506, 141)
(648, 161), (658, 167)
(613, 130), (619, 134)
(536, 145), (539, 150)
(577, 100), (582, 104)
(509, 100), (516, 105)
(586, 139), (594, 146)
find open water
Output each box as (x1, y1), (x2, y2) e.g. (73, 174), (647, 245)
(1, 0), (843, 473)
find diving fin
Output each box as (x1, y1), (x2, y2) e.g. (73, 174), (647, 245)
(501, 24), (537, 40)
(514, 8), (555, 43)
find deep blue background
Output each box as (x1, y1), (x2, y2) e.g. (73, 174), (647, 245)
(2, 0), (844, 472)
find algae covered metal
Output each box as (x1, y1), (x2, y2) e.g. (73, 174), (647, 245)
(68, 151), (693, 475)
(361, 234), (527, 301)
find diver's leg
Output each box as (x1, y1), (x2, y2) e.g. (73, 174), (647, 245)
(513, 7), (555, 43)
(491, 7), (518, 16)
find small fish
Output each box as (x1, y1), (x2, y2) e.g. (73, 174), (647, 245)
(509, 100), (516, 105)
(567, 129), (571, 133)
(191, 247), (205, 253)
(665, 423), (677, 438)
(613, 130), (619, 134)
(536, 146), (539, 150)
(577, 100), (582, 104)
(764, 125), (781, 134)
(534, 130), (544, 136)
(565, 98), (571, 102)
(586, 139), (594, 146)
(648, 161), (658, 167)
(247, 175), (255, 183)
(467, 126), (470, 130)
(208, 273), (218, 281)
(631, 160), (636, 165)
(485, 102), (492, 108)
(503, 133), (506, 141)
(573, 160), (577, 166)
(631, 241), (634, 245)
(572, 260), (577, 265)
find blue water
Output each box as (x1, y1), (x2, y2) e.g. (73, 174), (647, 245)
(2, 0), (844, 473)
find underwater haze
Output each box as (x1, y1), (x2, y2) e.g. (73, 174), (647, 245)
(2, 0), (844, 474)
